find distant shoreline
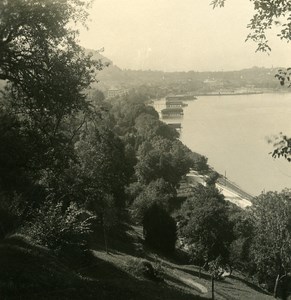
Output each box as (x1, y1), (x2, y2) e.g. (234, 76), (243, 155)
(196, 91), (263, 96)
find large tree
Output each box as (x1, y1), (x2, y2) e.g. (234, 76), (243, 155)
(0, 0), (104, 244)
(178, 185), (234, 267)
(0, 0), (103, 178)
(251, 190), (291, 295)
(0, 0), (99, 83)
(131, 178), (176, 222)
(135, 137), (193, 186)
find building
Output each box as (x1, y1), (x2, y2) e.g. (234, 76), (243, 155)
(161, 107), (183, 118)
(166, 95), (196, 101)
(107, 88), (128, 98)
(167, 123), (182, 131)
(166, 101), (187, 108)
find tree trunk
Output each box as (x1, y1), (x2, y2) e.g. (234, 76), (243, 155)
(274, 274), (280, 298)
(102, 215), (109, 254)
(103, 225), (108, 254)
(212, 275), (215, 300)
(229, 264), (233, 277)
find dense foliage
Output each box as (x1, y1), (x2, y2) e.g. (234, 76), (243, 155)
(177, 185), (234, 266)
(250, 191), (291, 292)
(0, 0), (115, 253)
(143, 204), (177, 253)
(2, 1), (291, 298)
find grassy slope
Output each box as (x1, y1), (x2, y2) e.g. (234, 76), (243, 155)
(0, 226), (273, 300)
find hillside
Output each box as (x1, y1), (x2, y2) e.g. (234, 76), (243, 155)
(1, 225), (273, 300)
(89, 51), (286, 96)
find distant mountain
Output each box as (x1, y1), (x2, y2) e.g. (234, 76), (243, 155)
(85, 49), (129, 91)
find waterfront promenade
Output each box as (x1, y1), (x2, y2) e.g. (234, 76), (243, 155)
(186, 170), (253, 209)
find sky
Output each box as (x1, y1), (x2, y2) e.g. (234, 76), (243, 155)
(78, 0), (291, 72)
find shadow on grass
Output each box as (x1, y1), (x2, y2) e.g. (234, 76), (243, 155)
(163, 272), (200, 291)
(230, 274), (271, 296)
(162, 261), (211, 281)
(90, 222), (145, 258)
(0, 236), (208, 300)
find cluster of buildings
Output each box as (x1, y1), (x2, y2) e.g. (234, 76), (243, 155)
(159, 94), (197, 132)
(161, 95), (196, 119)
(107, 87), (129, 98)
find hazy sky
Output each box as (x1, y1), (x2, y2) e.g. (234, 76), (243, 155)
(78, 0), (291, 71)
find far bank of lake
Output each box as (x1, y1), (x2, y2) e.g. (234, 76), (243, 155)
(154, 93), (291, 196)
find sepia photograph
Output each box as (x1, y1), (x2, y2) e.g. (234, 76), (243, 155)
(1, 0), (291, 299)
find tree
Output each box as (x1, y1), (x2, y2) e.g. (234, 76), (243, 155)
(0, 110), (35, 192)
(61, 126), (130, 210)
(0, 0), (102, 177)
(205, 171), (220, 187)
(228, 206), (254, 272)
(0, 0), (105, 249)
(135, 138), (193, 186)
(211, 0), (291, 52)
(143, 204), (177, 254)
(112, 99), (159, 137)
(20, 198), (96, 253)
(131, 178), (176, 222)
(134, 113), (179, 141)
(0, 0), (99, 84)
(178, 185), (234, 267)
(250, 190), (291, 295)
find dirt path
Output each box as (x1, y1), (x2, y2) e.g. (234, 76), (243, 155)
(180, 277), (208, 294)
(172, 270), (208, 294)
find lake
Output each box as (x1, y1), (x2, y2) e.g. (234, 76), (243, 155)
(154, 93), (291, 196)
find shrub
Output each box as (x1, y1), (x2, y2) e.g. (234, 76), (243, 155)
(20, 199), (96, 253)
(0, 192), (26, 239)
(126, 258), (164, 282)
(143, 204), (177, 254)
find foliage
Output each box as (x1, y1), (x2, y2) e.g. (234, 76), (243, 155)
(0, 110), (36, 192)
(135, 138), (194, 186)
(74, 126), (129, 209)
(178, 185), (234, 265)
(112, 99), (159, 137)
(205, 171), (220, 186)
(0, 0), (98, 84)
(211, 0), (291, 52)
(250, 190), (291, 290)
(0, 192), (25, 239)
(131, 179), (176, 222)
(0, 0), (103, 181)
(20, 199), (96, 252)
(143, 204), (177, 254)
(208, 256), (226, 280)
(134, 113), (179, 141)
(189, 152), (209, 173)
(268, 132), (291, 162)
(274, 68), (291, 87)
(228, 207), (254, 271)
(126, 258), (164, 282)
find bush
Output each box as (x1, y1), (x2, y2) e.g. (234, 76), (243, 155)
(0, 192), (26, 239)
(143, 204), (177, 254)
(20, 199), (96, 253)
(126, 258), (164, 282)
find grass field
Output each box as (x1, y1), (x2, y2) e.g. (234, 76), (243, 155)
(0, 225), (273, 299)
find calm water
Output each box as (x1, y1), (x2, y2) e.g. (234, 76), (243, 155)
(155, 93), (291, 195)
